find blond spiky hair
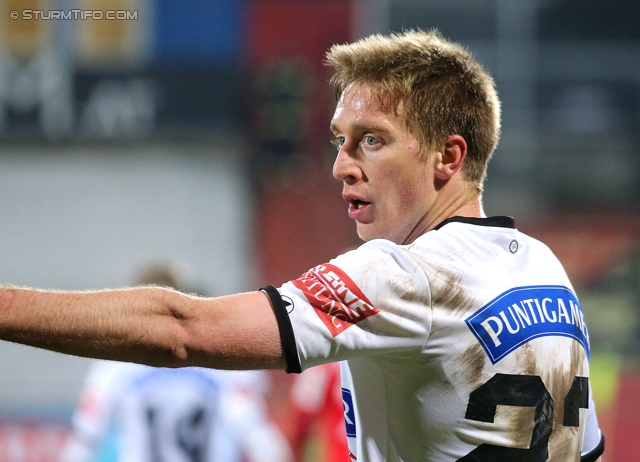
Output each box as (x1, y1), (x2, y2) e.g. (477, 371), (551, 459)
(325, 29), (501, 191)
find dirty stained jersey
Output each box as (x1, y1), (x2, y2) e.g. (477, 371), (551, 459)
(263, 216), (604, 462)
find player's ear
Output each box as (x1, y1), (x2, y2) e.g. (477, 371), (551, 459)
(434, 135), (467, 181)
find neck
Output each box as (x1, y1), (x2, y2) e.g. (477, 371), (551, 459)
(402, 187), (484, 245)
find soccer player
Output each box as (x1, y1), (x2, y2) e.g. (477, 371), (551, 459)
(59, 362), (292, 462)
(0, 30), (604, 461)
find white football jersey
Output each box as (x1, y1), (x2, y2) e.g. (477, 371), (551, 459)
(264, 216), (604, 462)
(59, 361), (291, 462)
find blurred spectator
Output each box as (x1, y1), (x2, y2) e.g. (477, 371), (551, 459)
(287, 363), (348, 462)
(58, 261), (292, 462)
(249, 56), (313, 187)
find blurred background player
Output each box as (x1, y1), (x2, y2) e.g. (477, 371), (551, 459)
(58, 260), (292, 462)
(287, 362), (348, 462)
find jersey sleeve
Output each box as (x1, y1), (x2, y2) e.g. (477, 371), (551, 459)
(262, 239), (432, 372)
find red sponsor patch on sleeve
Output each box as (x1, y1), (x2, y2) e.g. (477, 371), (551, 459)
(292, 263), (379, 336)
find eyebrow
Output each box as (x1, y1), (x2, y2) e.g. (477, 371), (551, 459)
(330, 123), (391, 136)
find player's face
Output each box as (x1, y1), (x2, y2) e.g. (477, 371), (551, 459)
(331, 83), (435, 245)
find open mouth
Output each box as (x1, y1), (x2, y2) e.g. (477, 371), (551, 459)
(348, 199), (372, 219)
(351, 199), (370, 209)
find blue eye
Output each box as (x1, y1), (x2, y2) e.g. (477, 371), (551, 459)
(332, 136), (345, 150)
(364, 136), (378, 146)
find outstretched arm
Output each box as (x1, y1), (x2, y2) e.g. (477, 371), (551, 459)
(0, 286), (285, 370)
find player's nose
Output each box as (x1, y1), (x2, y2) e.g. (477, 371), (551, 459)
(332, 147), (361, 184)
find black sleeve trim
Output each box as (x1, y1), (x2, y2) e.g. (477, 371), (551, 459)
(260, 285), (302, 374)
(581, 433), (605, 462)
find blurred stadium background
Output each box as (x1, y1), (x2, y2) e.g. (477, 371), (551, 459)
(0, 0), (638, 460)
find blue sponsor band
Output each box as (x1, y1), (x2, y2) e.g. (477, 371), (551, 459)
(465, 285), (590, 364)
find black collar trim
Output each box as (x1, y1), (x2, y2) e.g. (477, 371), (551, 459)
(433, 216), (515, 231)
